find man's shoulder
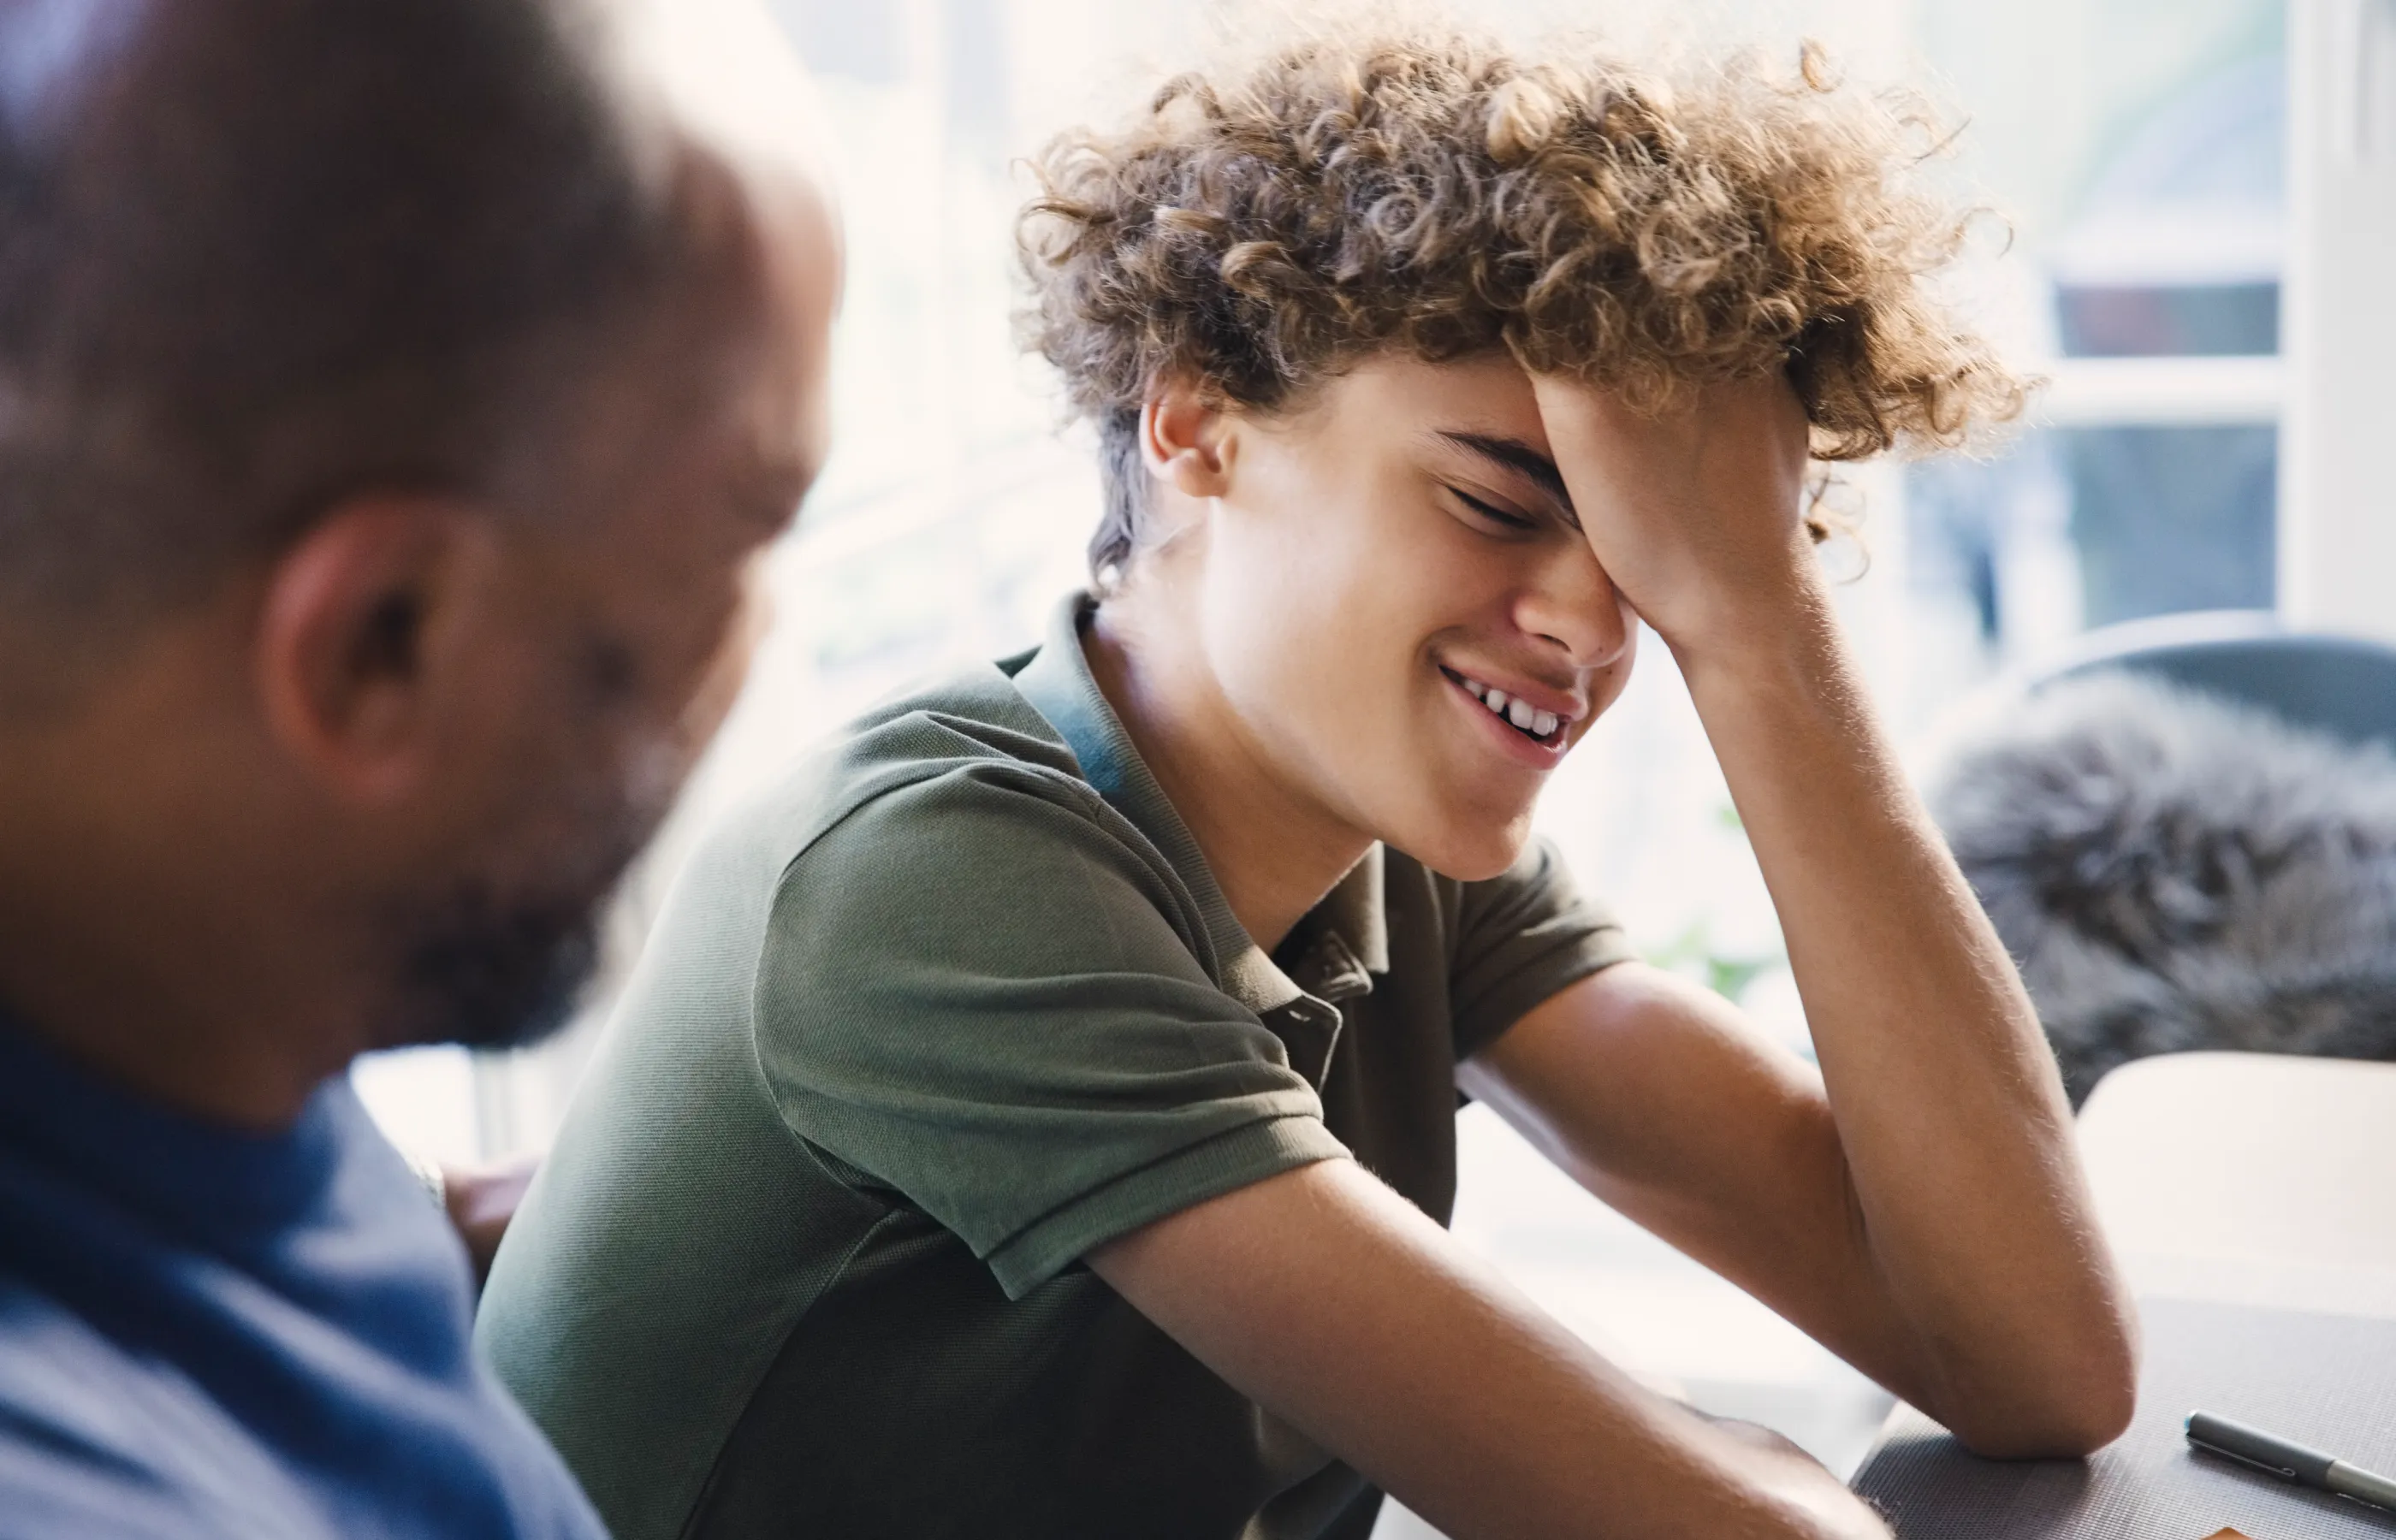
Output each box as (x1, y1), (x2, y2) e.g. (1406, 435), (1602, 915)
(0, 1277), (313, 1539)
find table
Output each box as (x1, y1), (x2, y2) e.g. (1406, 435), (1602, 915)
(1851, 1051), (2396, 1537)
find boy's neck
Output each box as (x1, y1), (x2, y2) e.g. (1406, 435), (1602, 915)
(1082, 597), (1372, 957)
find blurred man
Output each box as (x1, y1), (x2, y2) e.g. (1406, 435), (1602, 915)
(0, 0), (836, 1534)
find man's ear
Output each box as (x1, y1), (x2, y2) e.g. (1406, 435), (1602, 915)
(1140, 380), (1236, 501)
(253, 496), (504, 805)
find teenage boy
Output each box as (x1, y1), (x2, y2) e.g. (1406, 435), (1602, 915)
(481, 30), (2136, 1540)
(0, 0), (837, 1532)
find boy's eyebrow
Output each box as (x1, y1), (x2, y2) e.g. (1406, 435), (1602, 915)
(1436, 431), (1577, 518)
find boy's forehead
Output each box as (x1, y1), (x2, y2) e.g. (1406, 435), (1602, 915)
(1332, 352), (1552, 449)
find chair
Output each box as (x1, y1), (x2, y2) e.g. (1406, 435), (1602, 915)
(1928, 610), (2396, 1106)
(2027, 607), (2396, 752)
(2003, 617), (2396, 1311)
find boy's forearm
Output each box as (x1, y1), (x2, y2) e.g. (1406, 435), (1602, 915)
(1094, 1159), (1892, 1540)
(1671, 585), (2136, 1453)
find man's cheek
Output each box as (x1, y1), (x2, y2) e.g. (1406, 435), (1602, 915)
(677, 588), (767, 750)
(651, 554), (768, 742)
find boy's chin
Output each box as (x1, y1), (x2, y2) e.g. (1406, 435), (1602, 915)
(1389, 808), (1537, 884)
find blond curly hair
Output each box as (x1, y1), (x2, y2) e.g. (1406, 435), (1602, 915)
(1018, 27), (2023, 577)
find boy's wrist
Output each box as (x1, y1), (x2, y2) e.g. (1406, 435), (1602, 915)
(1656, 560), (1845, 698)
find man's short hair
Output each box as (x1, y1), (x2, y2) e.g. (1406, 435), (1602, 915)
(0, 0), (691, 639)
(1016, 27), (2025, 578)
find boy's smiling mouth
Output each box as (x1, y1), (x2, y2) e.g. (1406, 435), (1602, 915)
(1438, 665), (1575, 754)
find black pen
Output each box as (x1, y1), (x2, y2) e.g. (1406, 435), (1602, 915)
(2186, 1411), (2396, 1514)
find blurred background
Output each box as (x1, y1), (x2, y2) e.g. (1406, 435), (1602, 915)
(357, 0), (2394, 1515)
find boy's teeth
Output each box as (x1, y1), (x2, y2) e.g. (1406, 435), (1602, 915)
(1456, 670), (1563, 742)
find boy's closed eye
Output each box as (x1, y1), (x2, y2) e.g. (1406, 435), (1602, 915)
(1446, 484), (1543, 533)
(1429, 430), (1583, 535)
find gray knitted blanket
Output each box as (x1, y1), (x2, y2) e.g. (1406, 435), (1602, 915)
(1928, 672), (2396, 1105)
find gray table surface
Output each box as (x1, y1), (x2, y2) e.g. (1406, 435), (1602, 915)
(1852, 1295), (2396, 1539)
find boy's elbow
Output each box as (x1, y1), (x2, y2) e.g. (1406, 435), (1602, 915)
(1993, 1377), (2137, 1460)
(1947, 1335), (2140, 1460)
(1936, 1302), (2146, 1466)
(2045, 1306), (2143, 1454)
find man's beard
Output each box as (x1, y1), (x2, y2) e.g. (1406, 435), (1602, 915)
(383, 881), (609, 1052)
(374, 795), (658, 1053)
(371, 658), (702, 1054)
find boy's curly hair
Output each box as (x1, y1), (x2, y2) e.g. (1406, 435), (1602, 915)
(1017, 27), (2024, 578)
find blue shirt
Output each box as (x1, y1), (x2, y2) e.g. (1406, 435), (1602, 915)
(0, 1021), (608, 1539)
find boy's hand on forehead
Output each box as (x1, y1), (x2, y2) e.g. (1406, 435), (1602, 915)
(1529, 371), (1815, 663)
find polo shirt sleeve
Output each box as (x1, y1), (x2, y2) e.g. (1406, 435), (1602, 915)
(1448, 836), (1638, 1060)
(750, 760), (1349, 1300)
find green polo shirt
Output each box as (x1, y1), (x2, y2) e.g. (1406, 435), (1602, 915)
(477, 593), (1635, 1540)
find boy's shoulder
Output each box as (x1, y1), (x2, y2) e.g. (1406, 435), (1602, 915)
(833, 654), (1100, 814)
(686, 656), (1139, 920)
(739, 659), (1090, 841)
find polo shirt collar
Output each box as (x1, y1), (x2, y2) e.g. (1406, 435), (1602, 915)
(1316, 843), (1391, 975)
(1275, 843), (1387, 1011)
(1011, 593), (1391, 1037)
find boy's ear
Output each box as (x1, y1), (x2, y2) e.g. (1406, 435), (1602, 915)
(1140, 380), (1235, 500)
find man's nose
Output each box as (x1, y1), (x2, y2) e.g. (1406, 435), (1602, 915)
(1513, 541), (1631, 674)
